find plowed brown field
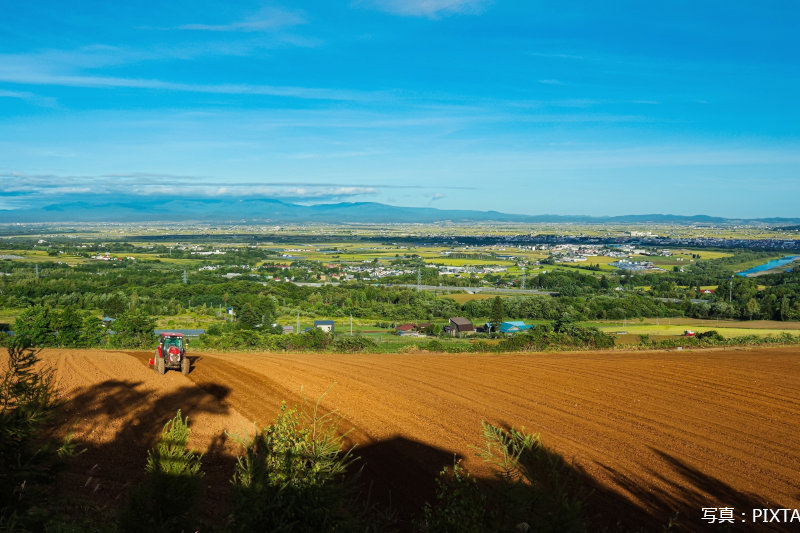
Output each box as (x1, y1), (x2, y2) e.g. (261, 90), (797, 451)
(45, 346), (800, 531)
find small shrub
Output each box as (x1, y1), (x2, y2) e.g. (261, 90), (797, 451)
(420, 339), (445, 352)
(229, 397), (360, 531)
(417, 462), (489, 533)
(475, 422), (588, 533)
(118, 411), (204, 533)
(333, 336), (379, 353)
(696, 330), (724, 342)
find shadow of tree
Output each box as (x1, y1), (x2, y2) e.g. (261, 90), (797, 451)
(596, 447), (788, 532)
(355, 436), (463, 522)
(53, 379), (239, 521)
(47, 369), (791, 532)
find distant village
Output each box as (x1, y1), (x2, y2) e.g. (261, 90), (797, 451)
(81, 242), (680, 279)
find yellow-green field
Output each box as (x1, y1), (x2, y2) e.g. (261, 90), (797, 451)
(594, 323), (797, 338)
(628, 249), (731, 268)
(594, 317), (800, 330)
(0, 249), (207, 266)
(0, 250), (87, 265)
(556, 256), (618, 271)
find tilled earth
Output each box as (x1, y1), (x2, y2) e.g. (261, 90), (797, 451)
(44, 346), (800, 531)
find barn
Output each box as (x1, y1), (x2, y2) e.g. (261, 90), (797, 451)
(449, 317), (475, 337)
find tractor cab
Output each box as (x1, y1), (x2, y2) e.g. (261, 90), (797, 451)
(151, 332), (190, 375)
(163, 335), (183, 354)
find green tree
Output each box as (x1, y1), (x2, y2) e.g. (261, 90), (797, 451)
(53, 306), (83, 347)
(234, 294), (276, 330)
(13, 306), (53, 347)
(112, 308), (156, 348)
(780, 297), (790, 321)
(490, 296), (504, 329)
(746, 298), (760, 320)
(80, 315), (107, 347)
(0, 342), (69, 527)
(103, 291), (129, 318)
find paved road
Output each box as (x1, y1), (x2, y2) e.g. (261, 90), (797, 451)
(290, 281), (557, 296)
(655, 297), (708, 305)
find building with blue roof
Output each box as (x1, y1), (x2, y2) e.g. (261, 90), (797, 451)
(499, 321), (533, 334)
(314, 320), (335, 333)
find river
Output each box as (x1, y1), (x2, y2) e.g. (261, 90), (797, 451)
(736, 255), (799, 277)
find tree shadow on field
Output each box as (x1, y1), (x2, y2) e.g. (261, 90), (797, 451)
(354, 436), (463, 521)
(53, 379), (239, 521)
(46, 364), (788, 532)
(348, 428), (663, 532)
(597, 447), (783, 532)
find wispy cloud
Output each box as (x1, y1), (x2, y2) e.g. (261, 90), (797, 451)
(0, 50), (383, 101)
(286, 150), (383, 160)
(527, 51), (585, 60)
(0, 89), (57, 107)
(0, 171), (382, 206)
(0, 171), (476, 207)
(355, 0), (489, 18)
(175, 6), (305, 32)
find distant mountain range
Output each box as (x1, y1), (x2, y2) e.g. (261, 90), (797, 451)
(1, 196), (799, 226)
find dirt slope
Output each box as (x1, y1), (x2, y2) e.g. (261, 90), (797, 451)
(44, 346), (800, 530)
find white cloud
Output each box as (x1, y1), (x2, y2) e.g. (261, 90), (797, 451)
(356, 0), (489, 18)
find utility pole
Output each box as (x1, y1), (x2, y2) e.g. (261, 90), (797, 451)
(34, 264), (39, 279)
(183, 269), (187, 284)
(350, 314), (353, 336)
(296, 312), (300, 333)
(417, 268), (421, 290)
(521, 263), (526, 290)
(729, 276), (733, 303)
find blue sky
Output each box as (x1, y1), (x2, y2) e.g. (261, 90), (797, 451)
(1, 0), (798, 217)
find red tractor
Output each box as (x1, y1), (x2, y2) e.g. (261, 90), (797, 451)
(150, 333), (190, 375)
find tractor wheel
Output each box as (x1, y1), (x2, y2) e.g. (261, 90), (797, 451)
(181, 357), (190, 375)
(156, 357), (165, 375)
